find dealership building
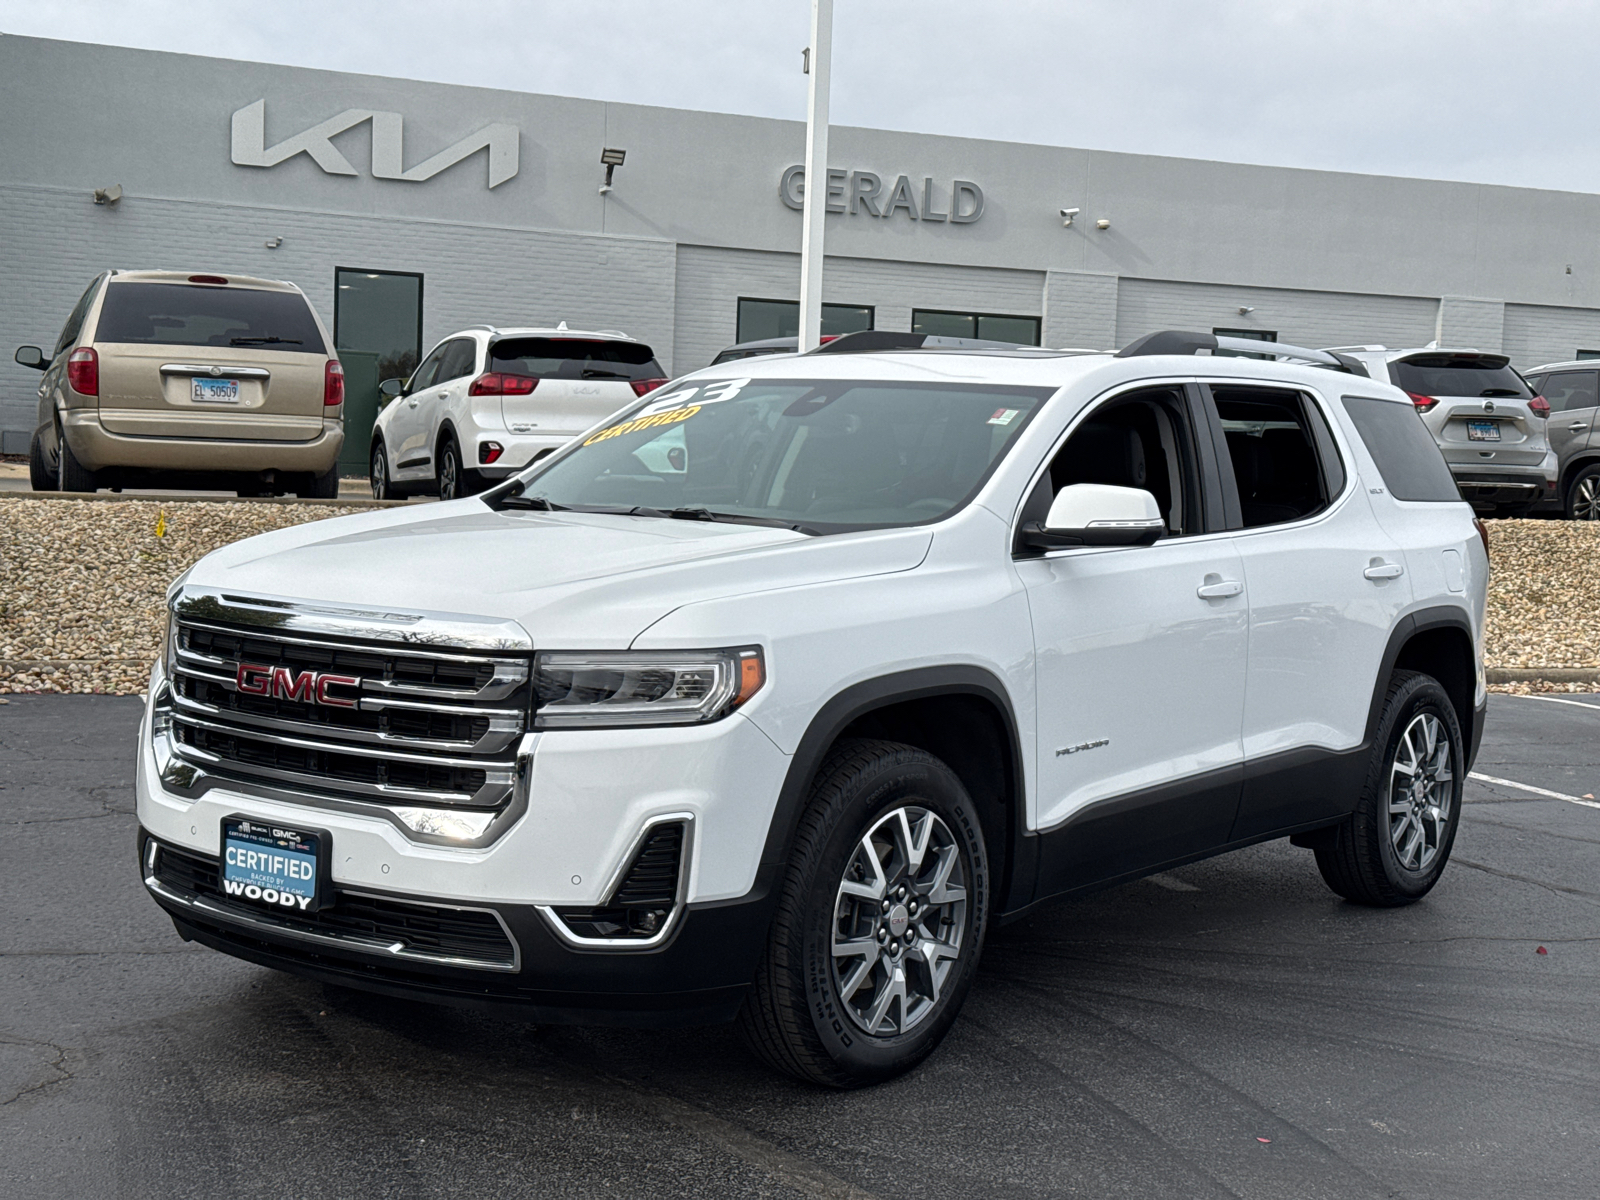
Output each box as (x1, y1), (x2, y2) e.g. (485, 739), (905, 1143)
(9, 32), (1600, 459)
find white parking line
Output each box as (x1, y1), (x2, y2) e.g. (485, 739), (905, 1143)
(1508, 694), (1600, 712)
(1468, 772), (1600, 810)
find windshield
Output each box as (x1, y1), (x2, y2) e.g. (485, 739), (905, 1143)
(92, 283), (326, 353)
(1391, 355), (1530, 399)
(489, 337), (663, 381)
(503, 376), (1053, 532)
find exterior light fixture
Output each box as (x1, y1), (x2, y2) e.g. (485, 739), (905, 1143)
(599, 148), (626, 194)
(1095, 218), (1111, 230)
(1060, 207), (1079, 227)
(92, 185), (123, 206)
(1238, 305), (1255, 315)
(264, 237), (283, 249)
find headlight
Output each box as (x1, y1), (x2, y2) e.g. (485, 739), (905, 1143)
(533, 647), (765, 729)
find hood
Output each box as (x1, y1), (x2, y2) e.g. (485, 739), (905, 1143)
(185, 500), (933, 647)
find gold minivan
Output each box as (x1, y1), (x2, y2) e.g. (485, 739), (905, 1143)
(15, 271), (344, 497)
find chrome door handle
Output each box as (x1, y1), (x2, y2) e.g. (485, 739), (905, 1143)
(1364, 562), (1404, 580)
(1196, 579), (1244, 599)
(1570, 422), (1589, 431)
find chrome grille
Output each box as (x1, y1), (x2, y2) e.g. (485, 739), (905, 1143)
(165, 614), (530, 813)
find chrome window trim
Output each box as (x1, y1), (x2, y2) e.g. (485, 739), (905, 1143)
(537, 812), (695, 951)
(143, 839), (521, 973)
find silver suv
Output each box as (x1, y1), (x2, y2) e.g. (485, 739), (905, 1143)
(1520, 360), (1600, 520)
(1330, 347), (1555, 517)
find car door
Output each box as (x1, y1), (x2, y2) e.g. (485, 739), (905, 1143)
(1015, 383), (1249, 896)
(388, 341), (448, 479)
(429, 337), (480, 457)
(1202, 382), (1413, 840)
(1538, 369), (1599, 465)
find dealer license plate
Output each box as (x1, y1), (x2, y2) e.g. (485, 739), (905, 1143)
(191, 377), (240, 403)
(221, 817), (324, 913)
(1466, 420), (1501, 442)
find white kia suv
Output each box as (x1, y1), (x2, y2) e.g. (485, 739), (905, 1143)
(369, 324), (667, 500)
(137, 329), (1487, 1087)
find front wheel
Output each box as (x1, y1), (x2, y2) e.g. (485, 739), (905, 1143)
(739, 740), (990, 1088)
(370, 441), (394, 501)
(1314, 670), (1463, 906)
(1566, 464), (1600, 521)
(437, 434), (465, 500)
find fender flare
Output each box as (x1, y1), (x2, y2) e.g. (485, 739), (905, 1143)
(1364, 604), (1479, 757)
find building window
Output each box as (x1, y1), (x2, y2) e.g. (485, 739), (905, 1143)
(1575, 349), (1600, 360)
(335, 268), (425, 383)
(736, 298), (874, 344)
(1213, 327), (1277, 360)
(912, 309), (1040, 345)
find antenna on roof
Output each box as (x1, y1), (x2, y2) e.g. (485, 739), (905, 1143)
(556, 321), (568, 331)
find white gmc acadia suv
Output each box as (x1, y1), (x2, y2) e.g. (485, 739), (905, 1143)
(137, 329), (1489, 1087)
(369, 324), (667, 501)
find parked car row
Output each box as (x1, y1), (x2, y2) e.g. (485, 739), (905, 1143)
(12, 270), (1600, 520)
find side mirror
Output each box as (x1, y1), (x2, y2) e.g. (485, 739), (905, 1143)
(14, 346), (46, 371)
(378, 378), (404, 404)
(1021, 483), (1165, 550)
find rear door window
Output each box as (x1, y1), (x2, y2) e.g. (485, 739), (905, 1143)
(1541, 370), (1599, 413)
(1341, 396), (1462, 502)
(1389, 355), (1530, 399)
(490, 337), (663, 382)
(437, 338), (478, 384)
(93, 283), (326, 353)
(1208, 386), (1336, 528)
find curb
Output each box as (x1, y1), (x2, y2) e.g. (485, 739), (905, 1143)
(1486, 667), (1600, 685)
(0, 490), (416, 508)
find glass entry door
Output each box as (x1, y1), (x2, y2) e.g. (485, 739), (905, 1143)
(333, 268), (423, 475)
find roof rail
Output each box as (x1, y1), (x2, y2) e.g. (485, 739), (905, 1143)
(808, 330), (1033, 354)
(1116, 330), (1368, 376)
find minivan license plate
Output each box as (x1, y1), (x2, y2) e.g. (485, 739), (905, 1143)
(191, 377), (240, 403)
(221, 817), (324, 913)
(1466, 420), (1501, 441)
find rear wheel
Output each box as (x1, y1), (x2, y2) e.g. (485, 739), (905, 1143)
(28, 430), (56, 491)
(56, 427), (98, 493)
(1313, 670), (1463, 907)
(739, 739), (989, 1088)
(296, 464), (340, 499)
(1566, 464), (1600, 521)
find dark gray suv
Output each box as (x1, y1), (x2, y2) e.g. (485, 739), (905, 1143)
(1522, 360), (1600, 520)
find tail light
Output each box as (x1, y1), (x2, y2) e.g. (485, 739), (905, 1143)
(479, 441), (504, 465)
(1528, 395), (1550, 418)
(1406, 391), (1437, 413)
(630, 378), (669, 397)
(323, 359), (344, 406)
(1473, 517), (1490, 560)
(67, 347), (98, 396)
(187, 275), (228, 285)
(468, 373), (537, 396)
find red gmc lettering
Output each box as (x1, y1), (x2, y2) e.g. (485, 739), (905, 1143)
(270, 666), (317, 703)
(235, 662), (273, 695)
(314, 673), (360, 708)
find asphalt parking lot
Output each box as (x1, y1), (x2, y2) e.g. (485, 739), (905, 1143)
(2, 695), (1597, 1199)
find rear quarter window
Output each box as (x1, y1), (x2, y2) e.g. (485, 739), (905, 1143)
(1341, 396), (1462, 502)
(490, 337), (663, 381)
(93, 283), (326, 353)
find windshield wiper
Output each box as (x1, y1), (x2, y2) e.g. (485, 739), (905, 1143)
(664, 507), (819, 535)
(497, 491), (569, 511)
(1479, 388), (1523, 397)
(229, 336), (302, 346)
(581, 367), (630, 379)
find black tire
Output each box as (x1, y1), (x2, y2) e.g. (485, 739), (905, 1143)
(296, 464), (340, 499)
(436, 433), (466, 500)
(738, 739), (990, 1088)
(56, 427), (98, 493)
(370, 441), (396, 501)
(1314, 670), (1463, 907)
(28, 430), (56, 491)
(1566, 463), (1600, 521)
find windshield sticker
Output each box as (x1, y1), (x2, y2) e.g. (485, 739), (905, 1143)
(987, 408), (1020, 426)
(637, 386), (699, 416)
(583, 404), (701, 446)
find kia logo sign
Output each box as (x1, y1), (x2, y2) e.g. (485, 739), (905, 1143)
(235, 662), (360, 708)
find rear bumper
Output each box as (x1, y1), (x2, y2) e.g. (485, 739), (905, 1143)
(64, 409), (343, 473)
(1449, 465), (1557, 505)
(472, 431), (573, 476)
(140, 827), (770, 1026)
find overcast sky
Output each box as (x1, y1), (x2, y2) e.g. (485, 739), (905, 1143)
(5, 0), (1597, 193)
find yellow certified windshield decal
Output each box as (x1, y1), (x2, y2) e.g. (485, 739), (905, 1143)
(583, 404), (702, 446)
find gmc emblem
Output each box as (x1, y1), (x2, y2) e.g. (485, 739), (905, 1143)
(235, 662), (359, 708)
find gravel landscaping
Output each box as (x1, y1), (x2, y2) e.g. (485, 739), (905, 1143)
(1, 497), (1597, 696)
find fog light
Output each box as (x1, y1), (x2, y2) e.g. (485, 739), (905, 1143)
(392, 808), (495, 840)
(479, 441), (503, 465)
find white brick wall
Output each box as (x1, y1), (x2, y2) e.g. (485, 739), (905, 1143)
(671, 245), (1045, 373)
(1502, 303), (1600, 370)
(0, 183), (676, 436)
(1435, 296), (1505, 352)
(1115, 278), (1440, 353)
(1042, 271), (1118, 350)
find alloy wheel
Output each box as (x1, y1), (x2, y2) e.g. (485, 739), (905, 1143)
(832, 805), (968, 1037)
(439, 445), (458, 500)
(1574, 475), (1600, 521)
(1387, 712), (1454, 872)
(371, 446), (387, 500)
